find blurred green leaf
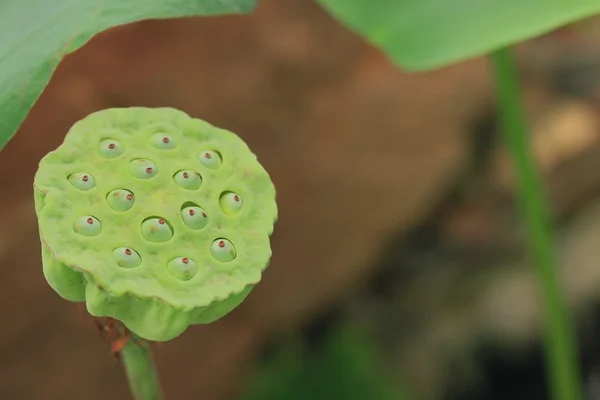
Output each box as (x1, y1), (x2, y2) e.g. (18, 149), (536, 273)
(0, 0), (256, 151)
(317, 0), (600, 70)
(240, 326), (412, 400)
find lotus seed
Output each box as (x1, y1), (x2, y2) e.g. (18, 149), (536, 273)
(112, 247), (142, 268)
(73, 216), (102, 237)
(198, 150), (222, 169)
(129, 158), (158, 179)
(219, 191), (243, 215)
(99, 139), (124, 158)
(167, 257), (198, 281)
(68, 172), (95, 191)
(210, 238), (236, 262)
(181, 206), (208, 230)
(150, 133), (177, 149)
(141, 217), (173, 242)
(173, 170), (202, 190)
(106, 189), (135, 212)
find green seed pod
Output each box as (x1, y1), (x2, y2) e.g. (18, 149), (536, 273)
(34, 107), (277, 342)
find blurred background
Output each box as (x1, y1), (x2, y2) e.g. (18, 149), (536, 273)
(4, 1), (600, 399)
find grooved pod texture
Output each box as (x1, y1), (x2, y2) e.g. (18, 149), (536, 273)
(34, 107), (277, 341)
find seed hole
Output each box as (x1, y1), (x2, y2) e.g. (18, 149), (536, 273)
(198, 150), (222, 169)
(173, 170), (202, 190)
(68, 172), (96, 191)
(73, 215), (102, 237)
(106, 189), (135, 212)
(167, 257), (198, 281)
(99, 139), (124, 158)
(130, 158), (158, 179)
(181, 202), (209, 230)
(219, 191), (243, 215)
(141, 216), (173, 242)
(210, 238), (236, 262)
(112, 247), (142, 268)
(150, 133), (177, 149)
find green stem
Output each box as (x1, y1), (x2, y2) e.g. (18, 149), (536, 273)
(490, 47), (582, 400)
(121, 336), (165, 400)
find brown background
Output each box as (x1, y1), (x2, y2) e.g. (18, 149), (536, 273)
(3, 1), (600, 399)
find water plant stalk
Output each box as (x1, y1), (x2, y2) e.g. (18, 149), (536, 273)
(121, 336), (164, 400)
(490, 47), (582, 400)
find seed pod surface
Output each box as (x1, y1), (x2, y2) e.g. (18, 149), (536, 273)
(34, 107), (277, 341)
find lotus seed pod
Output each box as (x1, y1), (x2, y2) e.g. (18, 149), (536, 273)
(68, 172), (96, 191)
(173, 170), (202, 190)
(33, 107), (277, 342)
